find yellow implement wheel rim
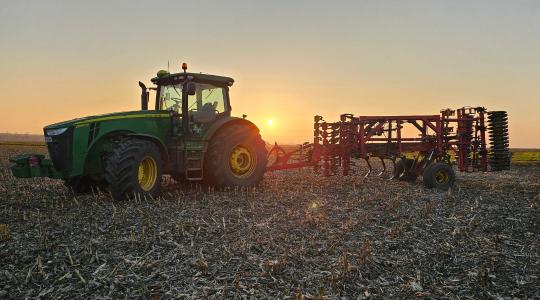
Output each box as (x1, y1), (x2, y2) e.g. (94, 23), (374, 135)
(435, 169), (449, 184)
(229, 145), (256, 178)
(138, 156), (158, 191)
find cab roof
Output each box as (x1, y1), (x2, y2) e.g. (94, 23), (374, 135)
(151, 72), (234, 86)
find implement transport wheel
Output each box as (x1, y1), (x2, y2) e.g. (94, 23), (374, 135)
(105, 138), (162, 200)
(423, 162), (455, 190)
(204, 123), (267, 188)
(393, 158), (417, 181)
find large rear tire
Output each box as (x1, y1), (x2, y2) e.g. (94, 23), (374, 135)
(105, 139), (163, 200)
(204, 123), (267, 187)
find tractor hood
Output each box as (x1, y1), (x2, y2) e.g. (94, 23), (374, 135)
(44, 111), (170, 130)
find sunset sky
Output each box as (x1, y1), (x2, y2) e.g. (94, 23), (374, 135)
(0, 1), (539, 147)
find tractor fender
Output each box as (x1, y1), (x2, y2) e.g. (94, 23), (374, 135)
(83, 131), (169, 177)
(203, 117), (261, 147)
(124, 133), (169, 162)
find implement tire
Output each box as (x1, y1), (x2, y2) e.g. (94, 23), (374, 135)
(105, 138), (162, 200)
(423, 162), (455, 190)
(393, 158), (417, 181)
(204, 123), (267, 188)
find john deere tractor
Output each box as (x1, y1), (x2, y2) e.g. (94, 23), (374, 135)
(10, 64), (268, 199)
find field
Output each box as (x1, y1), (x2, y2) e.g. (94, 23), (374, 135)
(0, 144), (539, 299)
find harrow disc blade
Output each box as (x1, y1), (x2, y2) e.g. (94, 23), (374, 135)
(487, 111), (510, 171)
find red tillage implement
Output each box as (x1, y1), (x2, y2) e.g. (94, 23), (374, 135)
(267, 107), (510, 190)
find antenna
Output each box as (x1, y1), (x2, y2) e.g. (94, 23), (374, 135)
(167, 60), (170, 72)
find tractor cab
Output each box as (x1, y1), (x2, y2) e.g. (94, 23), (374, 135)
(142, 64), (235, 136)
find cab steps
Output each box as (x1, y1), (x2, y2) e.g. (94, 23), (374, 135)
(184, 150), (204, 181)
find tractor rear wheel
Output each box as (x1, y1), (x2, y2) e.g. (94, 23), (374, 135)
(204, 123), (267, 188)
(105, 138), (163, 200)
(393, 158), (417, 181)
(422, 162), (455, 190)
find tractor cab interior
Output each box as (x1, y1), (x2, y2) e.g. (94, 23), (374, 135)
(159, 82), (227, 123)
(188, 83), (226, 123)
(159, 84), (183, 113)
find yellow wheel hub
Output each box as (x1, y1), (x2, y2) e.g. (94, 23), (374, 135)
(435, 170), (449, 184)
(138, 156), (158, 191)
(229, 145), (256, 178)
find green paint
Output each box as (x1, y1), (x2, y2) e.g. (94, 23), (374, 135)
(72, 111), (172, 177)
(10, 154), (64, 179)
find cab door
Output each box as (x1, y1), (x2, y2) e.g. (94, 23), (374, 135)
(156, 84), (184, 174)
(187, 83), (229, 137)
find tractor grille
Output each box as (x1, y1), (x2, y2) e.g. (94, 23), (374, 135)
(45, 127), (74, 172)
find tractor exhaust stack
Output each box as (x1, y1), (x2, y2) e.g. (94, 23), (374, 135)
(139, 81), (148, 110)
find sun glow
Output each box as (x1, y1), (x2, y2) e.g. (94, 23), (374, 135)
(267, 119), (274, 126)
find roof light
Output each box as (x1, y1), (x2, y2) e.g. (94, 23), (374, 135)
(182, 62), (188, 73)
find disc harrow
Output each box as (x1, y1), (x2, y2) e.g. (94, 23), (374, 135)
(267, 106), (510, 190)
(487, 111), (510, 170)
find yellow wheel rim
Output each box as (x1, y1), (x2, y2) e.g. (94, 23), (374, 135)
(435, 170), (449, 184)
(138, 156), (158, 191)
(229, 145), (256, 178)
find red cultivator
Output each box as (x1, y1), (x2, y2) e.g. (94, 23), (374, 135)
(267, 107), (510, 190)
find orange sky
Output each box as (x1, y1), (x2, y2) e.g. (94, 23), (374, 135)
(0, 1), (539, 147)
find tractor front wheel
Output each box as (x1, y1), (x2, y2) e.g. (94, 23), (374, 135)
(422, 162), (455, 190)
(204, 123), (267, 188)
(105, 138), (163, 200)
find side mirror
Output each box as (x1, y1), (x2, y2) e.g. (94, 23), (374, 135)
(187, 82), (196, 96)
(139, 81), (148, 110)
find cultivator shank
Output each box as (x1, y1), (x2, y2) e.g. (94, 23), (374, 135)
(267, 106), (509, 189)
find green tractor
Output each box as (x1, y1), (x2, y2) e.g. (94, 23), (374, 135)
(10, 64), (268, 199)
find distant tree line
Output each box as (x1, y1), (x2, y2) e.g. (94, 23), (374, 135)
(0, 133), (44, 142)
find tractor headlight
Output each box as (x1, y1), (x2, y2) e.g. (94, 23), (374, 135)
(46, 128), (68, 136)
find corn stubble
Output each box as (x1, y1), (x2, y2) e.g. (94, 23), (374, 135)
(0, 145), (539, 299)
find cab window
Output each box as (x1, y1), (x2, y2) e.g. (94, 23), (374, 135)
(159, 83), (227, 114)
(188, 84), (226, 113)
(159, 84), (182, 112)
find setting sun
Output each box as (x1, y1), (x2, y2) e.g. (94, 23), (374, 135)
(267, 119), (274, 126)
